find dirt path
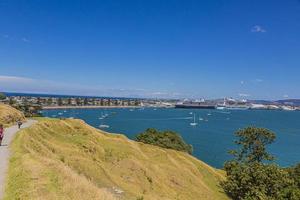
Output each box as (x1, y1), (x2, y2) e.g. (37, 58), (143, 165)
(0, 120), (36, 199)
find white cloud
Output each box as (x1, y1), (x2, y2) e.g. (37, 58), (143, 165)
(283, 94), (289, 98)
(252, 79), (263, 83)
(22, 37), (30, 42)
(251, 25), (266, 33)
(240, 80), (244, 85)
(239, 93), (251, 97)
(0, 75), (34, 83)
(151, 92), (167, 95)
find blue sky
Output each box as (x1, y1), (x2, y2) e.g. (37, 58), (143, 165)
(0, 0), (300, 99)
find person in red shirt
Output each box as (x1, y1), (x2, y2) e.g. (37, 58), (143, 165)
(0, 124), (4, 146)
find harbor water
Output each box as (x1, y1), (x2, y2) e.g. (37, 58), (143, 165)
(42, 108), (300, 168)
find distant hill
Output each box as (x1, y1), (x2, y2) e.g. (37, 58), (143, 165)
(276, 99), (300, 106)
(249, 99), (300, 106)
(0, 104), (25, 126)
(5, 118), (229, 200)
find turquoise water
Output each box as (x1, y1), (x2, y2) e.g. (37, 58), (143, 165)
(42, 108), (300, 168)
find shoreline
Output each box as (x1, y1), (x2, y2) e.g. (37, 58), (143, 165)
(42, 105), (142, 110)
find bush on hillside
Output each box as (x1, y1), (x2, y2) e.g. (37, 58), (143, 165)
(222, 127), (300, 200)
(135, 128), (193, 154)
(0, 92), (6, 100)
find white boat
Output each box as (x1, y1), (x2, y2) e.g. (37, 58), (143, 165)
(216, 106), (225, 110)
(207, 113), (212, 116)
(189, 112), (193, 115)
(199, 118), (204, 121)
(58, 112), (63, 115)
(99, 124), (110, 128)
(190, 114), (198, 126)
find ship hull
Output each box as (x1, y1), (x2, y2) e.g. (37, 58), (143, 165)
(175, 104), (216, 109)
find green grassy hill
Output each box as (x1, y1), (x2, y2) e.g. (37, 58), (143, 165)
(5, 118), (229, 200)
(0, 104), (25, 127)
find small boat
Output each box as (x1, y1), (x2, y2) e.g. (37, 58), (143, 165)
(207, 113), (212, 116)
(129, 109), (134, 112)
(199, 118), (204, 121)
(99, 124), (110, 128)
(216, 106), (225, 110)
(189, 112), (193, 115)
(58, 112), (63, 115)
(63, 110), (67, 113)
(190, 114), (198, 126)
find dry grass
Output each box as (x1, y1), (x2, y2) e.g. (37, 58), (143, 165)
(5, 118), (229, 200)
(0, 104), (25, 127)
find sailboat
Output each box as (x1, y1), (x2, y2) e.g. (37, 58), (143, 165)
(190, 114), (198, 126)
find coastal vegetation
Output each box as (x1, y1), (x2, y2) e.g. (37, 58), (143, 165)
(0, 104), (25, 126)
(5, 118), (228, 200)
(0, 92), (6, 100)
(135, 128), (193, 154)
(222, 127), (300, 200)
(12, 103), (42, 117)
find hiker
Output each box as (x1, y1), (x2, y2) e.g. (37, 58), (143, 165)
(17, 120), (23, 129)
(0, 124), (3, 146)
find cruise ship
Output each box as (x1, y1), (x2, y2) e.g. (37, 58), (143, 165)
(175, 99), (216, 109)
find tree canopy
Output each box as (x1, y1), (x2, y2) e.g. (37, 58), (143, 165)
(135, 128), (193, 154)
(0, 92), (6, 100)
(222, 126), (300, 200)
(231, 127), (276, 163)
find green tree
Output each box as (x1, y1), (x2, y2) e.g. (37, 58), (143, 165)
(47, 98), (53, 105)
(231, 127), (276, 164)
(135, 128), (193, 154)
(100, 99), (104, 106)
(0, 92), (6, 100)
(84, 98), (88, 105)
(222, 127), (300, 200)
(76, 98), (81, 106)
(9, 97), (15, 105)
(58, 98), (63, 106)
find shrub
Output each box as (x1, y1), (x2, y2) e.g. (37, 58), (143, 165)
(135, 128), (193, 154)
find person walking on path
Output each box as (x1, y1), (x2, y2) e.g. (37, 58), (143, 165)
(0, 124), (3, 146)
(17, 120), (22, 129)
(0, 120), (36, 199)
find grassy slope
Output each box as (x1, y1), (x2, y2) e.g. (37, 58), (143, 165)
(5, 118), (229, 200)
(0, 104), (25, 127)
